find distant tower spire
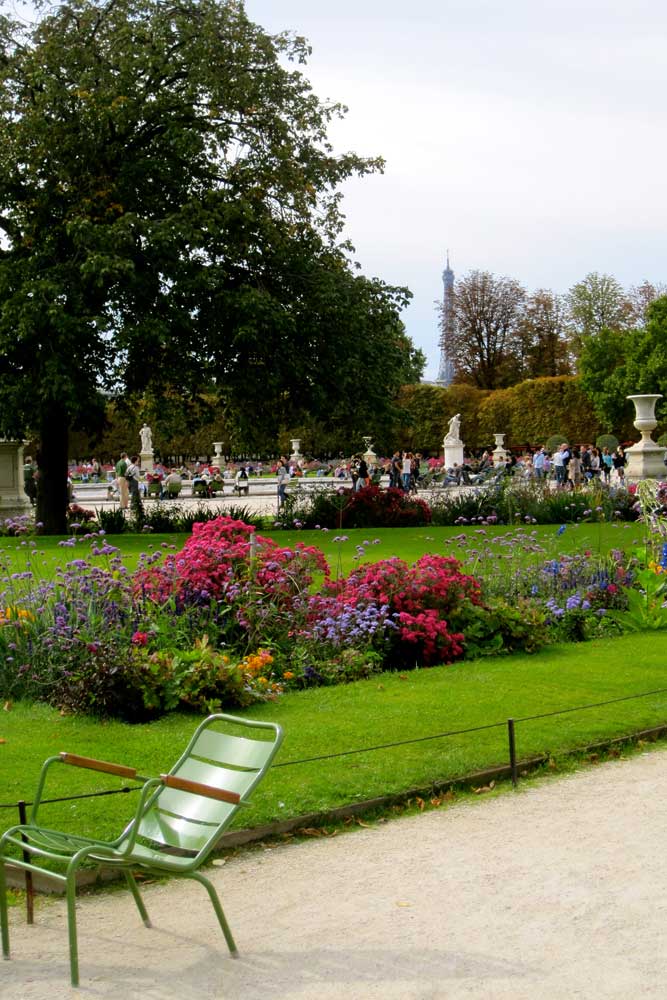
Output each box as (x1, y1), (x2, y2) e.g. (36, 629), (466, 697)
(436, 251), (455, 386)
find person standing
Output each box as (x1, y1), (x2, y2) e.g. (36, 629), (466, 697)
(115, 452), (129, 510)
(276, 458), (289, 509)
(532, 447), (546, 480)
(402, 451), (413, 491)
(125, 455), (141, 504)
(23, 455), (37, 506)
(356, 456), (369, 491)
(568, 447), (583, 490)
(612, 447), (626, 483)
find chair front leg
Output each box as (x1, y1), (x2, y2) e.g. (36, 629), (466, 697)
(0, 859), (10, 961)
(66, 869), (80, 987)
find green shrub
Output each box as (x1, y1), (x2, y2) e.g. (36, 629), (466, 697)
(546, 433), (568, 453)
(96, 508), (128, 534)
(273, 485), (431, 530)
(597, 433), (619, 451)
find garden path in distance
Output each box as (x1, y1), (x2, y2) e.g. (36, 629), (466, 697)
(4, 748), (667, 999)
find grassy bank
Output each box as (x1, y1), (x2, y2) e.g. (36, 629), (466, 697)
(1, 632), (666, 844)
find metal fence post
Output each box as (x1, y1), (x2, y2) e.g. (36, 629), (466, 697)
(17, 801), (34, 924)
(507, 719), (518, 788)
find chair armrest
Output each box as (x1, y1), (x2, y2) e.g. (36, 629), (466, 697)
(59, 752), (142, 780)
(160, 774), (241, 805)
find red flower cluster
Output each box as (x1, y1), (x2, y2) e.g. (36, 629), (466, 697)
(325, 554), (481, 665)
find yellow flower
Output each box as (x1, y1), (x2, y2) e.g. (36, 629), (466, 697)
(283, 671), (294, 680)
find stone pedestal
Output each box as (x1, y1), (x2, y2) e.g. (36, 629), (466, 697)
(140, 451), (154, 474)
(0, 440), (32, 510)
(443, 437), (464, 470)
(625, 393), (667, 480)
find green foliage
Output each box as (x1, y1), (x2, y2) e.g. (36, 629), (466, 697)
(596, 433), (619, 451)
(0, 0), (421, 530)
(578, 298), (667, 437)
(458, 598), (548, 658)
(96, 508), (129, 534)
(609, 568), (667, 632)
(274, 485), (432, 529)
(546, 433), (568, 452)
(478, 376), (600, 447)
(396, 383), (489, 452)
(428, 479), (639, 527)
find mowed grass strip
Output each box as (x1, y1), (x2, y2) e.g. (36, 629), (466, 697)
(0, 521), (643, 581)
(1, 633), (666, 844)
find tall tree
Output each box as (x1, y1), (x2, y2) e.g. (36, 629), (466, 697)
(515, 289), (571, 379)
(566, 272), (632, 360)
(445, 270), (526, 389)
(578, 296), (667, 434)
(0, 0), (418, 531)
(626, 280), (667, 328)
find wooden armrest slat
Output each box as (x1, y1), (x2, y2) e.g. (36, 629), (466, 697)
(60, 752), (137, 779)
(160, 774), (240, 804)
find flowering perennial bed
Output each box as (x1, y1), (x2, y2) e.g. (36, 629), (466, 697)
(0, 513), (643, 721)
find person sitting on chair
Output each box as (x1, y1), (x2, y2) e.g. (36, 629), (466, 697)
(235, 467), (249, 494)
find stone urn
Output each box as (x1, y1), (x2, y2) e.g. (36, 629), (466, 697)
(492, 432), (508, 463)
(213, 441), (224, 465)
(625, 394), (667, 480)
(289, 439), (302, 462)
(362, 436), (377, 467)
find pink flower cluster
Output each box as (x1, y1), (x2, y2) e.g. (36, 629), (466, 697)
(134, 517), (329, 613)
(323, 554), (482, 665)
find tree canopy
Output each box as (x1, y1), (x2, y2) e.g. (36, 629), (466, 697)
(578, 296), (667, 434)
(0, 0), (421, 530)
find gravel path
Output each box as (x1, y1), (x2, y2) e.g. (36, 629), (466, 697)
(3, 749), (667, 999)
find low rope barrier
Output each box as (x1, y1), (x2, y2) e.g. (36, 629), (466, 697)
(5, 683), (667, 923)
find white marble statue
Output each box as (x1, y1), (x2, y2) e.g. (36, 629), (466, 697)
(445, 413), (461, 443)
(140, 424), (153, 453)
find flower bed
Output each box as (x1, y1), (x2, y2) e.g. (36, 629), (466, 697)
(0, 514), (640, 721)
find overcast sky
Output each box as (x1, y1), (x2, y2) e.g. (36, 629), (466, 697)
(245, 0), (667, 379)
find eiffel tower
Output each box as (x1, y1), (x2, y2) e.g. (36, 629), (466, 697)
(436, 251), (455, 386)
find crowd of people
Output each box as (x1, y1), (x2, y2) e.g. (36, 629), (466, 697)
(56, 440), (638, 514)
(503, 442), (628, 488)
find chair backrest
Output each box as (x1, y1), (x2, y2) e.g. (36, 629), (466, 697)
(134, 714), (283, 858)
(166, 482), (181, 496)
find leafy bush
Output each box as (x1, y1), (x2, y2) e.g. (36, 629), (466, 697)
(597, 433), (619, 451)
(276, 485), (431, 530)
(96, 507), (128, 534)
(429, 479), (640, 527)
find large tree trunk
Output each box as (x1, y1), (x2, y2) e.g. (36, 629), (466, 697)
(36, 404), (69, 534)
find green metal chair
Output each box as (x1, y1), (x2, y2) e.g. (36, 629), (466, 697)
(0, 713), (283, 987)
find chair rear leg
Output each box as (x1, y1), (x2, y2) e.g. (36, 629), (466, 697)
(185, 872), (238, 957)
(0, 861), (10, 960)
(124, 871), (151, 927)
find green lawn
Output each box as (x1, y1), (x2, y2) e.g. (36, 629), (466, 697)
(2, 632), (666, 844)
(0, 521), (644, 581)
